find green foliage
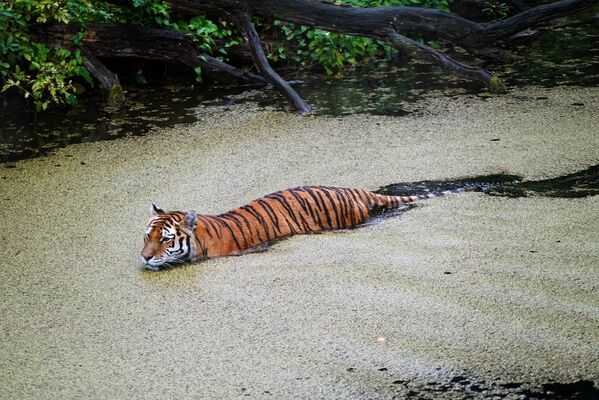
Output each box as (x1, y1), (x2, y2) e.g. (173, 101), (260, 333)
(342, 0), (449, 12)
(266, 0), (450, 75)
(183, 16), (240, 60)
(270, 20), (389, 75)
(1, 0), (451, 111)
(0, 0), (180, 111)
(0, 1), (94, 111)
(482, 1), (510, 19)
(130, 0), (172, 27)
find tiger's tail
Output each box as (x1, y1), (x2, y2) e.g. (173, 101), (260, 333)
(367, 188), (466, 210)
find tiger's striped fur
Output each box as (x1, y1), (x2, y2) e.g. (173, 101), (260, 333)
(140, 186), (441, 270)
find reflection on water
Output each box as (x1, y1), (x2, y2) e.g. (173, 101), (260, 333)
(255, 61), (480, 116)
(506, 5), (599, 87)
(0, 84), (254, 163)
(1, 6), (597, 163)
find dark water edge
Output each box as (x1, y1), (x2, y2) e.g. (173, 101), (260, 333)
(376, 164), (599, 199)
(1, 6), (598, 164)
(388, 375), (599, 400)
(0, 83), (256, 164)
(368, 164), (598, 223)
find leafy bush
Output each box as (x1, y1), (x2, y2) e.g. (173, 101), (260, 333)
(183, 16), (240, 59)
(0, 0), (178, 110)
(1, 1), (93, 111)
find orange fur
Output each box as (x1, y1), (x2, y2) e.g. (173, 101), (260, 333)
(140, 186), (430, 269)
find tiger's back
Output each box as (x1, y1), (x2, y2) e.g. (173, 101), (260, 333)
(141, 186), (432, 270)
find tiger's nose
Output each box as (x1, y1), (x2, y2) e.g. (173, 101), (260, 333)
(142, 255), (152, 262)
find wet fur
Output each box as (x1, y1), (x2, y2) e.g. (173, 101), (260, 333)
(140, 186), (433, 270)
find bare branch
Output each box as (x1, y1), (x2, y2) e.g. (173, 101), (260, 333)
(385, 31), (505, 93)
(233, 12), (312, 114)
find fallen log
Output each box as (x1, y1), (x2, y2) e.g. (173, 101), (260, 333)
(29, 22), (267, 103)
(80, 48), (124, 108)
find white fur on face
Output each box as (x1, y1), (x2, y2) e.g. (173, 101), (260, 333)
(142, 218), (192, 270)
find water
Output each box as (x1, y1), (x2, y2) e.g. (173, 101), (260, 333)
(1, 6), (598, 163)
(0, 60), (475, 163)
(255, 61), (480, 116)
(0, 84), (253, 163)
(1, 69), (598, 399)
(506, 6), (599, 87)
(376, 164), (599, 199)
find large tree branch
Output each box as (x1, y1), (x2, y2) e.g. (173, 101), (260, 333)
(158, 0), (595, 102)
(164, 0), (597, 50)
(233, 12), (312, 114)
(80, 48), (124, 107)
(483, 0), (597, 39)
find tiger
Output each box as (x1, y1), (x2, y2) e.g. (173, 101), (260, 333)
(140, 185), (446, 270)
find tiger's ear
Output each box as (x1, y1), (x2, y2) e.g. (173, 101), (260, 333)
(151, 204), (164, 216)
(184, 210), (198, 230)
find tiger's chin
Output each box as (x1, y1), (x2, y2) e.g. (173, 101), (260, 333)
(143, 264), (162, 271)
(140, 256), (188, 271)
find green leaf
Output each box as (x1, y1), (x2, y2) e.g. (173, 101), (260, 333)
(72, 32), (84, 46)
(193, 66), (203, 83)
(134, 73), (147, 85)
(66, 93), (78, 105)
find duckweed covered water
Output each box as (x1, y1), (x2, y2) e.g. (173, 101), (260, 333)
(0, 85), (246, 163)
(1, 85), (598, 399)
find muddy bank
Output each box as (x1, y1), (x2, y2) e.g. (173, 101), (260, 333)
(0, 86), (598, 399)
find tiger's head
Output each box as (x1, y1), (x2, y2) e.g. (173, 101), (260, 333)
(140, 204), (198, 270)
